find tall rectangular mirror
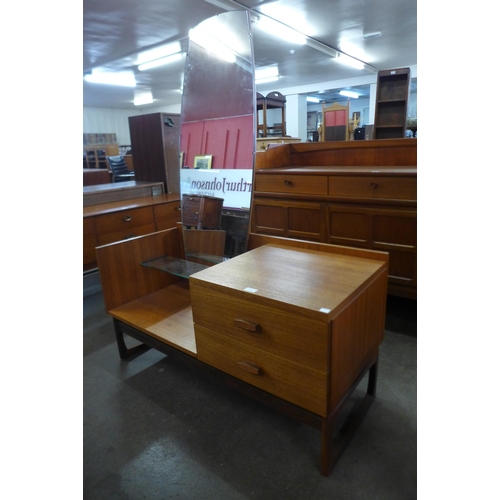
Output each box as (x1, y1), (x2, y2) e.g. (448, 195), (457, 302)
(179, 11), (255, 264)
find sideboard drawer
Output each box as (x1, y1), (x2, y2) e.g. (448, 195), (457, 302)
(190, 284), (328, 371)
(96, 223), (157, 246)
(195, 324), (328, 416)
(154, 201), (181, 222)
(255, 174), (328, 195)
(94, 207), (155, 235)
(328, 176), (416, 201)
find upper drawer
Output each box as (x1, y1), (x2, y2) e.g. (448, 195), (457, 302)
(195, 324), (328, 416)
(190, 284), (329, 372)
(154, 201), (181, 222)
(94, 206), (154, 235)
(329, 176), (416, 201)
(255, 174), (328, 195)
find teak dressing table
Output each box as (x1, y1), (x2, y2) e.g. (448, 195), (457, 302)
(96, 227), (388, 476)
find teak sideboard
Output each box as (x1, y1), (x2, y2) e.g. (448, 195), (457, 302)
(251, 138), (417, 299)
(95, 227), (388, 475)
(83, 182), (181, 272)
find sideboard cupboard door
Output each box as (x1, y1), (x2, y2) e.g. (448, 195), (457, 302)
(251, 199), (325, 241)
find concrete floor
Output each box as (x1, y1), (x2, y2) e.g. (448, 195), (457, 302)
(83, 271), (417, 500)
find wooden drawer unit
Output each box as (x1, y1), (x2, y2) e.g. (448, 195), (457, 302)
(195, 324), (329, 415)
(182, 194), (223, 229)
(328, 175), (416, 202)
(255, 174), (328, 195)
(190, 285), (329, 371)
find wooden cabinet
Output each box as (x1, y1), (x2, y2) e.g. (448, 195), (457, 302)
(182, 194), (223, 229)
(374, 68), (411, 140)
(251, 139), (417, 299)
(128, 112), (180, 193)
(84, 144), (119, 169)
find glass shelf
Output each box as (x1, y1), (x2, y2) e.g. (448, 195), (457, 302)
(141, 255), (209, 278)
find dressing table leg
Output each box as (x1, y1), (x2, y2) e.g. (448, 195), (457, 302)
(320, 353), (379, 476)
(113, 319), (151, 360)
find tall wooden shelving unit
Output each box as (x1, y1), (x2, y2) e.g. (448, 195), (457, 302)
(373, 68), (411, 140)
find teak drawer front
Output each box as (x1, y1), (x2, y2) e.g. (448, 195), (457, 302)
(96, 223), (156, 246)
(255, 174), (328, 195)
(190, 285), (329, 371)
(94, 207), (155, 235)
(153, 201), (181, 222)
(195, 324), (328, 416)
(328, 176), (416, 201)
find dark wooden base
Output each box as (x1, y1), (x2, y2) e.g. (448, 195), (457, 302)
(113, 319), (378, 476)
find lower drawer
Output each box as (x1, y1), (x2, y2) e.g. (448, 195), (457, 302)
(195, 324), (328, 416)
(96, 223), (156, 246)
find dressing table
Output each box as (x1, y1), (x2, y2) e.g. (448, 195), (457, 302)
(96, 227), (388, 475)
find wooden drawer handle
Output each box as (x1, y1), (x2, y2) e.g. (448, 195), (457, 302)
(233, 318), (259, 332)
(370, 182), (378, 189)
(122, 215), (132, 222)
(237, 360), (261, 375)
(176, 205), (181, 211)
(284, 180), (292, 186)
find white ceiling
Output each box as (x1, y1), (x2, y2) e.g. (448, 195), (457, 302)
(83, 0), (417, 110)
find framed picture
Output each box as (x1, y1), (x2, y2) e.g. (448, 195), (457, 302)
(194, 155), (212, 169)
(307, 111), (318, 132)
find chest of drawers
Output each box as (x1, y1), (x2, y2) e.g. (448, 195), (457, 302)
(182, 194), (224, 229)
(190, 243), (388, 418)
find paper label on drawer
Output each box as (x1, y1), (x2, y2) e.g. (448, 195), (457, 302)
(319, 308), (331, 313)
(244, 287), (258, 293)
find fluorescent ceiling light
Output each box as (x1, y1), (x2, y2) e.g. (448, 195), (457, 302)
(257, 17), (306, 45)
(339, 90), (359, 99)
(137, 41), (181, 65)
(255, 66), (279, 80)
(256, 76), (280, 85)
(138, 52), (183, 71)
(189, 27), (236, 63)
(134, 91), (154, 106)
(255, 66), (279, 84)
(307, 97), (320, 103)
(84, 71), (136, 87)
(336, 54), (365, 70)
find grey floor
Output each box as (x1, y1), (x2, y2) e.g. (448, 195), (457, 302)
(83, 271), (417, 500)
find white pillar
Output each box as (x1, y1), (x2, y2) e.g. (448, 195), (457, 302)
(285, 94), (307, 141)
(368, 83), (377, 124)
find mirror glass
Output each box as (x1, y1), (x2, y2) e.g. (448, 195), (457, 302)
(179, 11), (255, 265)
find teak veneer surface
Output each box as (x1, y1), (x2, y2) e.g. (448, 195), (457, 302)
(109, 283), (196, 356)
(189, 243), (387, 322)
